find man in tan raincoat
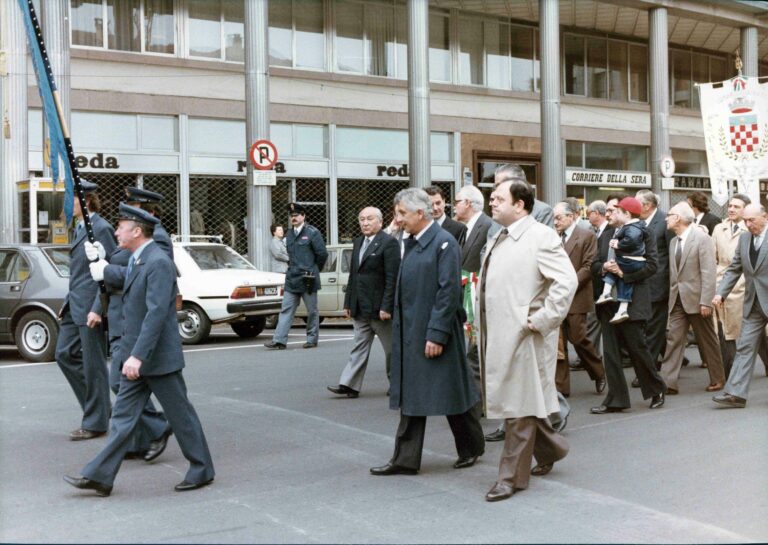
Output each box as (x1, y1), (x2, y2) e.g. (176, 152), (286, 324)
(478, 180), (577, 502)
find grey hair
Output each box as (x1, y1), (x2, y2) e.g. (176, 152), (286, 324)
(394, 188), (431, 216)
(359, 206), (383, 221)
(555, 200), (578, 216)
(635, 189), (659, 208)
(672, 201), (696, 224)
(457, 185), (484, 212)
(494, 163), (527, 185)
(587, 200), (606, 215)
(730, 193), (751, 206)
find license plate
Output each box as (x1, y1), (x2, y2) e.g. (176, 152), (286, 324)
(261, 286), (279, 296)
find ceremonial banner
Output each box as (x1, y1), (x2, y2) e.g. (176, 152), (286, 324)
(699, 76), (768, 205)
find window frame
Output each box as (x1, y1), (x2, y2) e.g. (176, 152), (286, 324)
(185, 0), (245, 64)
(268, 0), (328, 71)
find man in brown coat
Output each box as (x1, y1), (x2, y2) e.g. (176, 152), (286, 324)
(659, 202), (725, 393)
(553, 201), (606, 396)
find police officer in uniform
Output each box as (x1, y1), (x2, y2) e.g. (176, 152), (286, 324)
(85, 187), (172, 461)
(55, 180), (115, 440)
(265, 203), (329, 350)
(65, 204), (214, 497)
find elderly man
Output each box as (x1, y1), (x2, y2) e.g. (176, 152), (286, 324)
(659, 202), (725, 394)
(425, 186), (467, 241)
(711, 195), (768, 378)
(479, 180), (576, 502)
(553, 201), (605, 396)
(370, 189), (484, 476)
(713, 204), (768, 408)
(327, 207), (399, 398)
(590, 195), (665, 413)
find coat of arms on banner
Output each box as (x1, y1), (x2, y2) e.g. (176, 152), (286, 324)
(699, 76), (768, 205)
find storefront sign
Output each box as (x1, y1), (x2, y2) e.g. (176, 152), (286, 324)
(75, 153), (120, 169)
(237, 160), (285, 173)
(377, 164), (409, 177)
(672, 174), (713, 191)
(565, 169), (651, 187)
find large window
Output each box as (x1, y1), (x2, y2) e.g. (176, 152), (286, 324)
(567, 141), (649, 172)
(71, 0), (174, 54)
(335, 1), (400, 77)
(268, 0), (325, 70)
(459, 18), (484, 85)
(187, 0), (244, 62)
(670, 48), (730, 110)
(429, 12), (451, 83)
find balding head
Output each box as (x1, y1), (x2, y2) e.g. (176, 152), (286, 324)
(358, 206), (383, 237)
(743, 203), (767, 236)
(666, 201), (696, 234)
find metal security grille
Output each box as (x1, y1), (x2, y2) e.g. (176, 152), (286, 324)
(189, 176), (249, 257)
(142, 175), (180, 235)
(271, 178), (329, 242)
(669, 191), (727, 221)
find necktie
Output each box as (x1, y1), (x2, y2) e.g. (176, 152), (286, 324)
(403, 237), (417, 257)
(732, 223), (738, 235)
(675, 237), (682, 270)
(126, 255), (135, 277)
(561, 231), (567, 246)
(458, 229), (466, 247)
(359, 237), (370, 265)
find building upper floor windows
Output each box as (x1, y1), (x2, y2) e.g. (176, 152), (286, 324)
(268, 0), (325, 70)
(188, 0), (245, 62)
(567, 141), (649, 172)
(670, 48), (730, 110)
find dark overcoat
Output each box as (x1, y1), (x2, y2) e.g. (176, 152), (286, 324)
(389, 222), (479, 416)
(284, 223), (328, 293)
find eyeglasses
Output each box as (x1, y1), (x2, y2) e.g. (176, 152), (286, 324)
(666, 213), (679, 218)
(453, 199), (469, 206)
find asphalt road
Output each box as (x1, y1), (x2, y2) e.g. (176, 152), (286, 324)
(1, 324), (766, 544)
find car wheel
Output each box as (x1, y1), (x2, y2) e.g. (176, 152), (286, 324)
(264, 314), (278, 329)
(15, 311), (58, 363)
(230, 316), (266, 338)
(178, 303), (211, 345)
(300, 316), (325, 325)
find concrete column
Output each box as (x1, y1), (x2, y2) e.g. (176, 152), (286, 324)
(407, 0), (430, 189)
(649, 7), (670, 210)
(539, 0), (563, 204)
(244, 0), (271, 269)
(41, 0), (70, 180)
(740, 27), (758, 78)
(179, 114), (190, 240)
(1, 0), (28, 243)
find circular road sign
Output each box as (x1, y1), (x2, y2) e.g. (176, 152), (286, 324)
(249, 140), (278, 171)
(660, 155), (676, 178)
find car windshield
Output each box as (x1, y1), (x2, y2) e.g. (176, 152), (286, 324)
(42, 247), (71, 277)
(184, 245), (255, 271)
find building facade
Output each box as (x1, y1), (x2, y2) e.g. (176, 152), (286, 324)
(3, 0), (768, 261)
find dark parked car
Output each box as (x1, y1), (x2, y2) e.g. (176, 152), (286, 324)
(0, 244), (69, 362)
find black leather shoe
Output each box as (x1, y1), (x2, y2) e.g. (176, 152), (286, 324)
(531, 463), (553, 476)
(485, 482), (515, 502)
(264, 342), (286, 350)
(64, 475), (112, 497)
(649, 393), (664, 409)
(712, 393), (746, 408)
(682, 356), (690, 367)
(326, 384), (359, 398)
(303, 342), (318, 349)
(595, 377), (606, 394)
(631, 377), (640, 388)
(484, 429), (505, 442)
(124, 450), (148, 460)
(144, 427), (173, 462)
(69, 428), (106, 441)
(369, 462), (417, 476)
(590, 405), (624, 414)
(453, 455), (479, 469)
(174, 478), (214, 492)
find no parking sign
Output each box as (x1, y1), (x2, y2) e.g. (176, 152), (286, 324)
(249, 140), (278, 171)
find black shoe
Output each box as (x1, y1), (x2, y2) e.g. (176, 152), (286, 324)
(63, 475), (112, 497)
(124, 450), (148, 460)
(590, 405), (624, 414)
(485, 482), (515, 502)
(69, 428), (106, 441)
(144, 427), (173, 462)
(531, 463), (553, 476)
(595, 377), (606, 394)
(712, 393), (746, 408)
(303, 342), (318, 349)
(326, 384), (359, 398)
(174, 478), (214, 492)
(453, 455), (479, 469)
(649, 393), (665, 409)
(369, 462), (418, 476)
(631, 377), (640, 388)
(682, 356), (690, 367)
(264, 342), (286, 350)
(484, 429), (505, 442)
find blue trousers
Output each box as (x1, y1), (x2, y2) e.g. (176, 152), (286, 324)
(272, 290), (319, 345)
(603, 259), (646, 303)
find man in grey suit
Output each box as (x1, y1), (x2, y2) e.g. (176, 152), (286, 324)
(65, 204), (214, 497)
(327, 207), (400, 398)
(713, 204), (768, 408)
(55, 181), (116, 441)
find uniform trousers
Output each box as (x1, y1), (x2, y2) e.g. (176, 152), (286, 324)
(556, 313), (605, 396)
(723, 301), (768, 400)
(55, 311), (110, 432)
(339, 316), (392, 391)
(82, 370), (214, 487)
(109, 341), (168, 453)
(273, 290), (319, 345)
(390, 411), (485, 470)
(660, 298), (725, 390)
(498, 417), (569, 490)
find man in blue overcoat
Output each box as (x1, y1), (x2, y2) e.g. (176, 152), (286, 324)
(64, 204), (214, 497)
(55, 181), (115, 440)
(266, 202), (328, 350)
(370, 188), (484, 475)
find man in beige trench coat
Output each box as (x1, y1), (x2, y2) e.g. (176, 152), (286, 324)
(478, 180), (577, 502)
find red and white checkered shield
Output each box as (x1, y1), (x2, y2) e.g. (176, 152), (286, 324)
(729, 114), (759, 153)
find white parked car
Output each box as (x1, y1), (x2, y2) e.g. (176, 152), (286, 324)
(174, 238), (284, 344)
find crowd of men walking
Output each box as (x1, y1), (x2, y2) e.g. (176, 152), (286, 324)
(55, 165), (767, 502)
